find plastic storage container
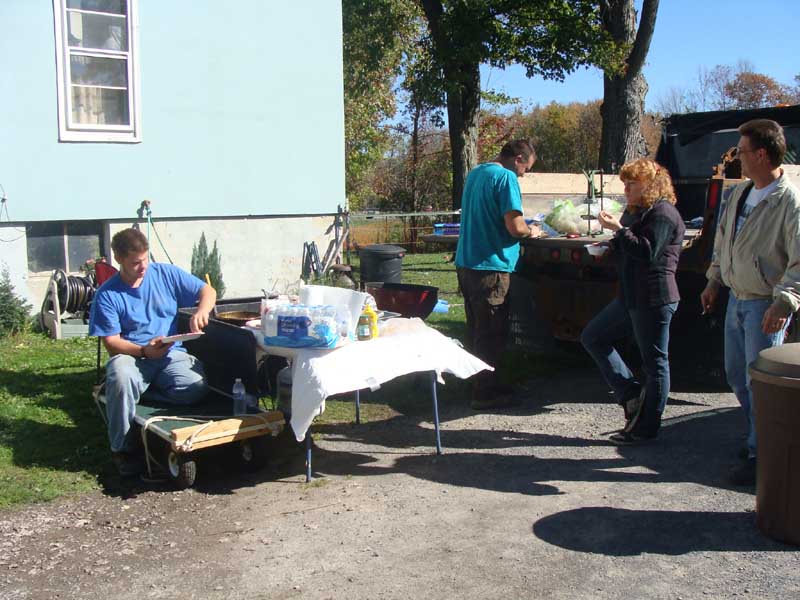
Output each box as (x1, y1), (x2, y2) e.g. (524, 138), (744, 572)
(359, 244), (406, 286)
(433, 223), (460, 236)
(749, 342), (800, 546)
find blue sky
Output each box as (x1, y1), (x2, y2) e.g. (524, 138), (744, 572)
(481, 0), (798, 112)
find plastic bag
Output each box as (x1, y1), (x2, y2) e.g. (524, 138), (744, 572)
(544, 200), (583, 235)
(585, 198), (623, 217)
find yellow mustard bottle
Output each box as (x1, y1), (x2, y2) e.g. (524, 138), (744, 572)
(364, 304), (379, 339)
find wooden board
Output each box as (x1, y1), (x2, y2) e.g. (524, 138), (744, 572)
(169, 412), (285, 452)
(95, 392), (285, 452)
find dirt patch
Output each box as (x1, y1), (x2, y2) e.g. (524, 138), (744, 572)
(2, 369), (798, 599)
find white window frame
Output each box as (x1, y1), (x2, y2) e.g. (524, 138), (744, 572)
(52, 0), (142, 143)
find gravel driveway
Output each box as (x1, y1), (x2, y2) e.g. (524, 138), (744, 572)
(2, 368), (798, 599)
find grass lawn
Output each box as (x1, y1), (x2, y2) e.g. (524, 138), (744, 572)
(0, 335), (110, 508)
(0, 252), (575, 508)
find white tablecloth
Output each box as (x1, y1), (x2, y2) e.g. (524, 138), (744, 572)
(251, 319), (491, 441)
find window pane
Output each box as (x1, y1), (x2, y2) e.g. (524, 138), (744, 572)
(27, 223), (66, 273)
(67, 11), (128, 51)
(66, 0), (127, 15)
(67, 222), (103, 273)
(70, 55), (127, 87)
(71, 86), (130, 125)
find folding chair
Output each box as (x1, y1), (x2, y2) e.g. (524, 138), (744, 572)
(93, 261), (119, 384)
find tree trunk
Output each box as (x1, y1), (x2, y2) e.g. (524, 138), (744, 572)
(420, 0), (480, 211)
(444, 61), (480, 210)
(410, 99), (421, 248)
(598, 0), (659, 172)
(599, 73), (648, 172)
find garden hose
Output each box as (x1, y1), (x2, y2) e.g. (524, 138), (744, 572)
(38, 270), (96, 328)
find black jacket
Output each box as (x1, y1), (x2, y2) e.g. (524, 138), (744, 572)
(612, 199), (685, 309)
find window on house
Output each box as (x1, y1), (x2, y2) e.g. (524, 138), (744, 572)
(27, 221), (104, 274)
(53, 0), (141, 142)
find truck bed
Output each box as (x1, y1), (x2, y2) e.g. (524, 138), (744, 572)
(421, 228), (702, 250)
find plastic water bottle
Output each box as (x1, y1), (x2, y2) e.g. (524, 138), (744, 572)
(232, 377), (247, 415)
(264, 310), (278, 337)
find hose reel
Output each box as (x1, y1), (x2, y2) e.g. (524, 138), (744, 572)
(39, 269), (97, 338)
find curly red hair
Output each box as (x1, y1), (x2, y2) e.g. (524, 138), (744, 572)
(619, 159), (677, 210)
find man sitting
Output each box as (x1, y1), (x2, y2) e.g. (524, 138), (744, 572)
(89, 228), (217, 476)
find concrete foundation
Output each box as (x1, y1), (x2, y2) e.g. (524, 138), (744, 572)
(2, 214), (340, 314)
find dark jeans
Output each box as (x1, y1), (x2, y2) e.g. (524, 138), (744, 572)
(580, 297), (678, 436)
(456, 268), (511, 395)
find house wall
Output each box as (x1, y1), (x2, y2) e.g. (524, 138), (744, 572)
(0, 1), (346, 315)
(0, 1), (345, 221)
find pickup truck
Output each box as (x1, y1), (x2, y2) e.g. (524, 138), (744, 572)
(513, 104), (800, 382)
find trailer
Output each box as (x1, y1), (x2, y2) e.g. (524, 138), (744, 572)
(94, 390), (284, 488)
(93, 297), (289, 488)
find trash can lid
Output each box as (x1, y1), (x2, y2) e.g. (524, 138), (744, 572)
(749, 343), (800, 388)
(360, 244), (407, 257)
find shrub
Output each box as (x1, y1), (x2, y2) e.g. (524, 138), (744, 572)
(0, 265), (32, 337)
(190, 232), (226, 298)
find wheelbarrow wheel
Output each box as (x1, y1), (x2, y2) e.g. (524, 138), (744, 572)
(167, 451), (197, 489)
(239, 437), (269, 472)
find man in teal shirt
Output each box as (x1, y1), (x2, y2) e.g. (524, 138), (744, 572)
(456, 139), (541, 409)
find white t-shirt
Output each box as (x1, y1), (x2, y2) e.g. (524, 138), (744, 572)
(735, 178), (780, 234)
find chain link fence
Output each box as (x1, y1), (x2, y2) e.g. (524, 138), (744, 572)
(346, 211), (460, 255)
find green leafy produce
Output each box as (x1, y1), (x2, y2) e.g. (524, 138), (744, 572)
(544, 199), (582, 234)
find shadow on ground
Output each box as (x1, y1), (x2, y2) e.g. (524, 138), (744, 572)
(532, 507), (795, 555)
(309, 396), (749, 498)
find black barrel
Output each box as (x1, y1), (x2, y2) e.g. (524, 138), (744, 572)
(359, 244), (406, 285)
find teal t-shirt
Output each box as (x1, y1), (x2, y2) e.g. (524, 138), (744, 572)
(455, 162), (523, 272)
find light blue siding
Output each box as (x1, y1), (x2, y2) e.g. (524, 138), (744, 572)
(0, 1), (345, 222)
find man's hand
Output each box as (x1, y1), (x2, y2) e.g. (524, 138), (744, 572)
(191, 284), (217, 333)
(144, 336), (173, 360)
(700, 282), (720, 315)
(761, 303), (789, 335)
(189, 308), (211, 333)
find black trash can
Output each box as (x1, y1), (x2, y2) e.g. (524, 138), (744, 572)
(359, 244), (406, 286)
(749, 342), (800, 546)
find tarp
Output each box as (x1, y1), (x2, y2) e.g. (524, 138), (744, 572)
(661, 104), (800, 146)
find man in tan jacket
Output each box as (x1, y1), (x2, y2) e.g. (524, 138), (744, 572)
(701, 119), (800, 486)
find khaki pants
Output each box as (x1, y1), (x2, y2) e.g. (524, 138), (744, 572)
(456, 268), (511, 396)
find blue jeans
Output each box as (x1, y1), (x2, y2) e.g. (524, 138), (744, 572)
(104, 350), (208, 452)
(581, 298), (678, 436)
(724, 295), (788, 457)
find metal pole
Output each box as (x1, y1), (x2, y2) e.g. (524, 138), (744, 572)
(599, 170), (605, 235)
(305, 433), (312, 482)
(355, 388), (361, 425)
(430, 371), (442, 455)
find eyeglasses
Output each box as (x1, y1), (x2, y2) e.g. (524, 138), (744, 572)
(734, 146), (759, 157)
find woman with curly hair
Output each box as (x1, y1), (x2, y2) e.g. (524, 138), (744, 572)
(581, 158), (686, 444)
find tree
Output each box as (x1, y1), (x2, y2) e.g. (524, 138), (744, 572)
(524, 101), (604, 172)
(418, 1), (621, 209)
(652, 61), (797, 115)
(0, 265), (31, 337)
(342, 0), (417, 209)
(724, 71), (793, 109)
(598, 0), (659, 173)
(190, 233), (226, 299)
